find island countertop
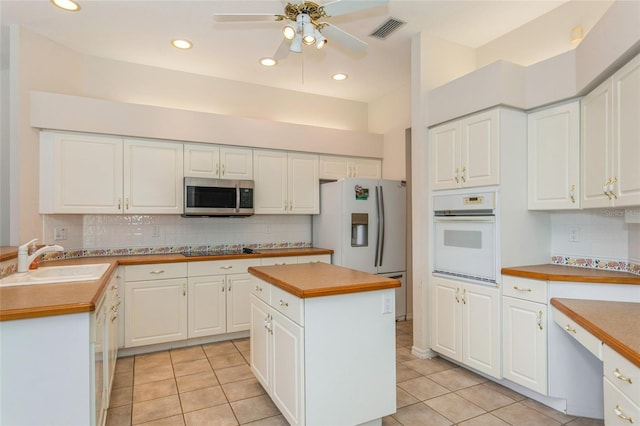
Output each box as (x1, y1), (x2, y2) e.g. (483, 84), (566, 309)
(550, 298), (640, 367)
(248, 263), (401, 298)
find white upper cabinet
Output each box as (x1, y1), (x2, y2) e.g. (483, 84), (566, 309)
(431, 109), (499, 190)
(40, 132), (184, 214)
(184, 144), (253, 180)
(582, 53), (640, 208)
(319, 156), (381, 180)
(527, 101), (581, 210)
(40, 132), (124, 214)
(124, 139), (184, 214)
(253, 150), (319, 214)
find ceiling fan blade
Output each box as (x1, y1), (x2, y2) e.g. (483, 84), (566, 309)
(273, 39), (291, 61)
(321, 24), (368, 52)
(321, 0), (389, 17)
(213, 14), (279, 23)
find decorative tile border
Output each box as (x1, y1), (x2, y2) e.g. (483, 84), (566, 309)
(551, 256), (640, 276)
(0, 242), (312, 279)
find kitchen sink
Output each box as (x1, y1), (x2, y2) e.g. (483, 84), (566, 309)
(0, 263), (111, 287)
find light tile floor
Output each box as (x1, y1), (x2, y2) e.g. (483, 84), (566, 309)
(106, 320), (605, 425)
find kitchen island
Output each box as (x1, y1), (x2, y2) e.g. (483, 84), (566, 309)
(247, 262), (401, 426)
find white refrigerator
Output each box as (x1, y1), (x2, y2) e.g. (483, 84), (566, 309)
(312, 178), (407, 319)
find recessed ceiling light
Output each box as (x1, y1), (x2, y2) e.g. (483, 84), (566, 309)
(260, 57), (277, 67)
(332, 73), (348, 81)
(51, 0), (80, 12)
(171, 39), (193, 50)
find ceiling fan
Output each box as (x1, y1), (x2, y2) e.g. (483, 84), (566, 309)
(213, 0), (389, 60)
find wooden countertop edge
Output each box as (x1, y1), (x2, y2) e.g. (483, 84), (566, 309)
(248, 266), (400, 299)
(1, 249), (333, 321)
(550, 298), (640, 368)
(502, 266), (640, 285)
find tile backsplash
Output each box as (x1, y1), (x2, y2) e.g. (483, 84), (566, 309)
(42, 214), (313, 252)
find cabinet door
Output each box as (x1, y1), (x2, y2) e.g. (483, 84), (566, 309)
(288, 152), (319, 214)
(271, 308), (305, 426)
(502, 296), (548, 394)
(254, 150), (288, 214)
(226, 273), (253, 333)
(106, 272), (121, 399)
(124, 278), (188, 347)
(188, 275), (226, 338)
(319, 156), (351, 179)
(527, 102), (580, 210)
(220, 147), (253, 180)
(40, 132), (123, 214)
(431, 276), (462, 362)
(462, 283), (501, 379)
(613, 54), (640, 207)
(124, 139), (184, 214)
(461, 109), (499, 188)
(184, 144), (220, 178)
(430, 121), (461, 190)
(582, 79), (614, 208)
(250, 295), (271, 389)
(352, 158), (382, 179)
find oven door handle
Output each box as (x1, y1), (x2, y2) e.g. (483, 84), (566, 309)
(235, 183), (240, 213)
(433, 216), (495, 223)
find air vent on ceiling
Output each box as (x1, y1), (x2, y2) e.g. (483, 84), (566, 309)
(369, 17), (406, 39)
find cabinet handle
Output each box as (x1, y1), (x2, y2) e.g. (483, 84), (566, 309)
(570, 184), (576, 203)
(255, 285), (262, 292)
(182, 283), (186, 296)
(461, 288), (466, 304)
(118, 197), (122, 210)
(220, 265), (233, 270)
(614, 368), (633, 384)
(614, 405), (634, 423)
(279, 299), (289, 307)
(111, 314), (118, 323)
(455, 168), (460, 183)
(216, 164), (219, 176)
(149, 270), (165, 275)
(126, 197), (130, 209)
(513, 286), (532, 292)
(455, 288), (460, 303)
(461, 167), (466, 183)
(565, 324), (577, 334)
(222, 286), (225, 292)
(537, 310), (543, 330)
(222, 164), (225, 176)
(228, 282), (232, 292)
(608, 176), (618, 199)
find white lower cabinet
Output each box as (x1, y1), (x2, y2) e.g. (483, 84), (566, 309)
(603, 345), (640, 425)
(431, 275), (502, 378)
(250, 278), (395, 425)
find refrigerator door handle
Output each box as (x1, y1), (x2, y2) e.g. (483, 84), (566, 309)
(374, 186), (381, 267)
(379, 185), (385, 267)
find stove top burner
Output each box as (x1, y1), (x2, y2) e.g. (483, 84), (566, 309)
(182, 247), (257, 257)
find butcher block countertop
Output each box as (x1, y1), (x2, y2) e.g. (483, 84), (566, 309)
(502, 264), (640, 285)
(248, 263), (401, 299)
(550, 298), (640, 368)
(0, 248), (332, 321)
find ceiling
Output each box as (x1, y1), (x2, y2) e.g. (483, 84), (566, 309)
(1, 0), (613, 103)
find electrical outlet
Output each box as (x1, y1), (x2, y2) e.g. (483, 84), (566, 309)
(381, 293), (393, 314)
(54, 227), (67, 241)
(568, 226), (580, 242)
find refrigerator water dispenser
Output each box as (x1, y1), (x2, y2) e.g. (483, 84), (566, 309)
(351, 213), (368, 247)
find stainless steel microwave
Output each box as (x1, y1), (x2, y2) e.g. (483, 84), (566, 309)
(183, 177), (254, 217)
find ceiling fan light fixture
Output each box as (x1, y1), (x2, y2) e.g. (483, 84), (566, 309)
(171, 39), (193, 50)
(282, 24), (296, 40)
(315, 29), (327, 49)
(332, 73), (348, 81)
(51, 0), (80, 12)
(290, 34), (303, 53)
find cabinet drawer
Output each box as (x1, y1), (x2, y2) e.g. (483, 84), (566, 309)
(251, 279), (271, 304)
(297, 254), (331, 264)
(261, 256), (298, 266)
(604, 345), (640, 405)
(604, 377), (640, 425)
(125, 263), (187, 282)
(502, 276), (547, 303)
(188, 258), (260, 277)
(271, 285), (304, 326)
(552, 307), (603, 360)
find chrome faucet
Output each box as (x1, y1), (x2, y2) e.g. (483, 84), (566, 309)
(17, 238), (64, 273)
